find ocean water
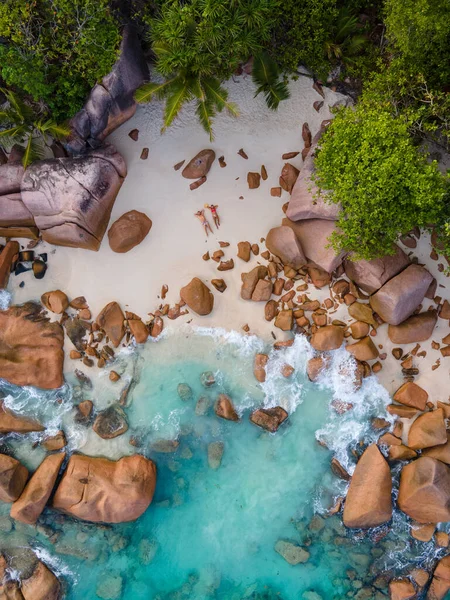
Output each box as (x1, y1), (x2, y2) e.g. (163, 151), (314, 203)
(0, 330), (448, 599)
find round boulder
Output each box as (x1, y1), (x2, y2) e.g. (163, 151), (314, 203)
(310, 325), (344, 351)
(180, 278), (214, 316)
(40, 290), (69, 314)
(108, 210), (152, 253)
(266, 226), (306, 269)
(182, 149), (215, 179)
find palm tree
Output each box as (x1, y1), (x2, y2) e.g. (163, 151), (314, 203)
(252, 52), (290, 110)
(0, 88), (70, 168)
(135, 72), (239, 141)
(323, 7), (368, 68)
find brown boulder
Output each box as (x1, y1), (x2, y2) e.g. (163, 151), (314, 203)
(254, 354), (269, 383)
(21, 145), (126, 250)
(344, 245), (410, 294)
(126, 312), (149, 344)
(215, 394), (239, 422)
(388, 579), (416, 600)
(0, 241), (19, 289)
(250, 407), (288, 432)
(21, 560), (61, 600)
(53, 454), (156, 523)
(370, 265), (433, 326)
(265, 299), (278, 321)
(247, 172), (261, 189)
(343, 444), (392, 528)
(180, 278), (214, 316)
(350, 321), (370, 339)
(40, 290), (69, 314)
(93, 405), (128, 439)
(43, 431), (66, 451)
(393, 382), (428, 411)
(279, 163), (299, 193)
(423, 434), (450, 464)
(282, 217), (345, 273)
(237, 241), (251, 262)
(398, 457), (450, 523)
(346, 337), (379, 361)
(310, 326), (344, 351)
(11, 453), (65, 525)
(347, 302), (376, 326)
(388, 311), (438, 344)
(307, 356), (327, 381)
(408, 409), (447, 450)
(0, 303), (64, 389)
(107, 210), (152, 253)
(428, 555), (450, 600)
(251, 279), (273, 302)
(182, 149), (215, 179)
(274, 309), (293, 331)
(0, 454), (28, 503)
(266, 226), (306, 269)
(0, 401), (44, 434)
(96, 301), (125, 347)
(241, 266), (268, 300)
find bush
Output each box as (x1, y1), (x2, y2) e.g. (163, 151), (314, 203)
(313, 102), (449, 260)
(0, 0), (121, 120)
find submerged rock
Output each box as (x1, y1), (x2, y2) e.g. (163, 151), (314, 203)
(96, 572), (123, 600)
(93, 405), (129, 439)
(208, 442), (224, 469)
(195, 396), (211, 416)
(200, 371), (215, 387)
(215, 394), (239, 422)
(177, 383), (193, 401)
(274, 540), (309, 565)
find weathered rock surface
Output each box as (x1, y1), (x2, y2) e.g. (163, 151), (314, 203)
(286, 132), (339, 221)
(345, 337), (379, 361)
(126, 312), (148, 344)
(0, 241), (19, 289)
(0, 454), (28, 503)
(69, 26), (149, 149)
(215, 394), (239, 421)
(182, 150), (215, 179)
(427, 555), (450, 600)
(423, 434), (450, 464)
(408, 409), (447, 450)
(282, 217), (345, 273)
(241, 266), (268, 300)
(398, 457), (450, 523)
(96, 301), (125, 348)
(393, 382), (428, 411)
(254, 354), (269, 383)
(0, 162), (25, 196)
(0, 192), (36, 236)
(108, 210), (152, 253)
(344, 245), (410, 294)
(11, 453), (65, 525)
(274, 540), (310, 565)
(53, 454), (156, 523)
(370, 264), (433, 325)
(250, 407), (288, 432)
(388, 311), (438, 344)
(93, 405), (128, 439)
(208, 442), (224, 470)
(0, 401), (44, 434)
(310, 326), (344, 351)
(0, 303), (64, 389)
(180, 278), (214, 315)
(306, 356), (327, 381)
(279, 163), (299, 193)
(266, 226), (306, 269)
(40, 290), (69, 315)
(21, 559), (61, 600)
(388, 579), (416, 600)
(343, 444), (392, 528)
(21, 145), (126, 250)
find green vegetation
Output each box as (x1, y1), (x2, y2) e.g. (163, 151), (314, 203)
(0, 0), (121, 121)
(314, 102), (448, 260)
(252, 52), (290, 110)
(0, 89), (70, 168)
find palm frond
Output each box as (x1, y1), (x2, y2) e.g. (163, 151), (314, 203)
(35, 119), (71, 140)
(0, 88), (33, 123)
(196, 98), (216, 141)
(162, 80), (192, 131)
(21, 134), (44, 168)
(256, 81), (290, 111)
(202, 77), (239, 117)
(135, 78), (177, 104)
(0, 125), (28, 141)
(252, 53), (290, 111)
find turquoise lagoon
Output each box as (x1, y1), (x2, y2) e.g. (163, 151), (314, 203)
(0, 329), (447, 599)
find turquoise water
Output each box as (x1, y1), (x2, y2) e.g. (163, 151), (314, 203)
(0, 330), (447, 599)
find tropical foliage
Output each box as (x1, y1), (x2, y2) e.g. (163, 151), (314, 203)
(252, 52), (290, 110)
(313, 102), (449, 260)
(0, 89), (70, 168)
(0, 0), (121, 120)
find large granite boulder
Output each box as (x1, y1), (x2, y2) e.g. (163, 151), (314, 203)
(0, 454), (28, 503)
(286, 132), (340, 221)
(398, 457), (450, 523)
(180, 278), (214, 316)
(393, 382), (428, 411)
(21, 145), (126, 251)
(0, 241), (19, 289)
(0, 162), (24, 195)
(0, 192), (39, 239)
(0, 303), (64, 389)
(265, 226), (306, 269)
(53, 454), (156, 523)
(388, 310), (438, 344)
(310, 325), (344, 351)
(423, 434), (450, 464)
(282, 217), (345, 273)
(69, 26), (149, 149)
(344, 245), (410, 294)
(107, 210), (152, 253)
(249, 407), (288, 432)
(96, 301), (125, 348)
(0, 401), (44, 434)
(343, 444), (392, 528)
(182, 150), (215, 179)
(408, 409), (447, 450)
(11, 453), (65, 525)
(21, 559), (61, 600)
(370, 264), (433, 325)
(241, 266), (269, 300)
(428, 555), (450, 600)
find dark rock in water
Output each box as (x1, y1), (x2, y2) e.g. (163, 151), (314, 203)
(93, 404), (128, 439)
(250, 407), (288, 432)
(215, 394), (239, 422)
(150, 439), (179, 453)
(32, 260), (47, 279)
(177, 383), (193, 401)
(74, 369), (93, 388)
(64, 317), (90, 351)
(274, 540), (310, 565)
(75, 400), (94, 425)
(208, 442), (224, 469)
(200, 371), (215, 387)
(195, 396), (211, 416)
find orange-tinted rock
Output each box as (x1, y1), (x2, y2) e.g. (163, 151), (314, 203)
(411, 522), (436, 542)
(21, 560), (61, 600)
(428, 555), (450, 600)
(126, 312), (149, 344)
(387, 404), (419, 419)
(40, 290), (69, 314)
(96, 301), (125, 347)
(398, 457), (450, 523)
(274, 309), (293, 331)
(241, 266), (268, 300)
(182, 149), (215, 179)
(254, 354), (269, 383)
(0, 241), (19, 289)
(215, 394), (239, 422)
(310, 326), (344, 351)
(237, 241), (251, 262)
(266, 226), (306, 269)
(307, 356), (327, 381)
(42, 431), (66, 451)
(388, 578), (416, 600)
(0, 454), (28, 503)
(394, 382), (428, 411)
(180, 278), (214, 316)
(346, 336), (379, 361)
(389, 445), (418, 461)
(249, 407), (288, 432)
(350, 321), (370, 339)
(251, 279), (273, 302)
(53, 454), (156, 523)
(108, 210), (152, 253)
(343, 444), (392, 528)
(0, 401), (44, 434)
(344, 245), (410, 294)
(408, 409), (447, 450)
(423, 434), (450, 464)
(0, 303), (64, 389)
(10, 453), (65, 524)
(388, 311), (438, 344)
(279, 163), (299, 193)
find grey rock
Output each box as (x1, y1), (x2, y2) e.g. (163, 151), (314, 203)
(96, 572), (123, 600)
(274, 540), (310, 565)
(93, 404), (128, 439)
(208, 442), (224, 469)
(195, 396), (211, 416)
(344, 244), (410, 294)
(178, 383), (193, 401)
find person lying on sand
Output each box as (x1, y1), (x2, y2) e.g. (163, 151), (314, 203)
(195, 210), (213, 236)
(205, 204), (220, 229)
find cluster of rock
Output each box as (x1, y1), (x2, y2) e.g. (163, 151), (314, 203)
(0, 552), (61, 600)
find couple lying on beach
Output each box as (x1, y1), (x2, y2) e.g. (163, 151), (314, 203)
(195, 204), (220, 236)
